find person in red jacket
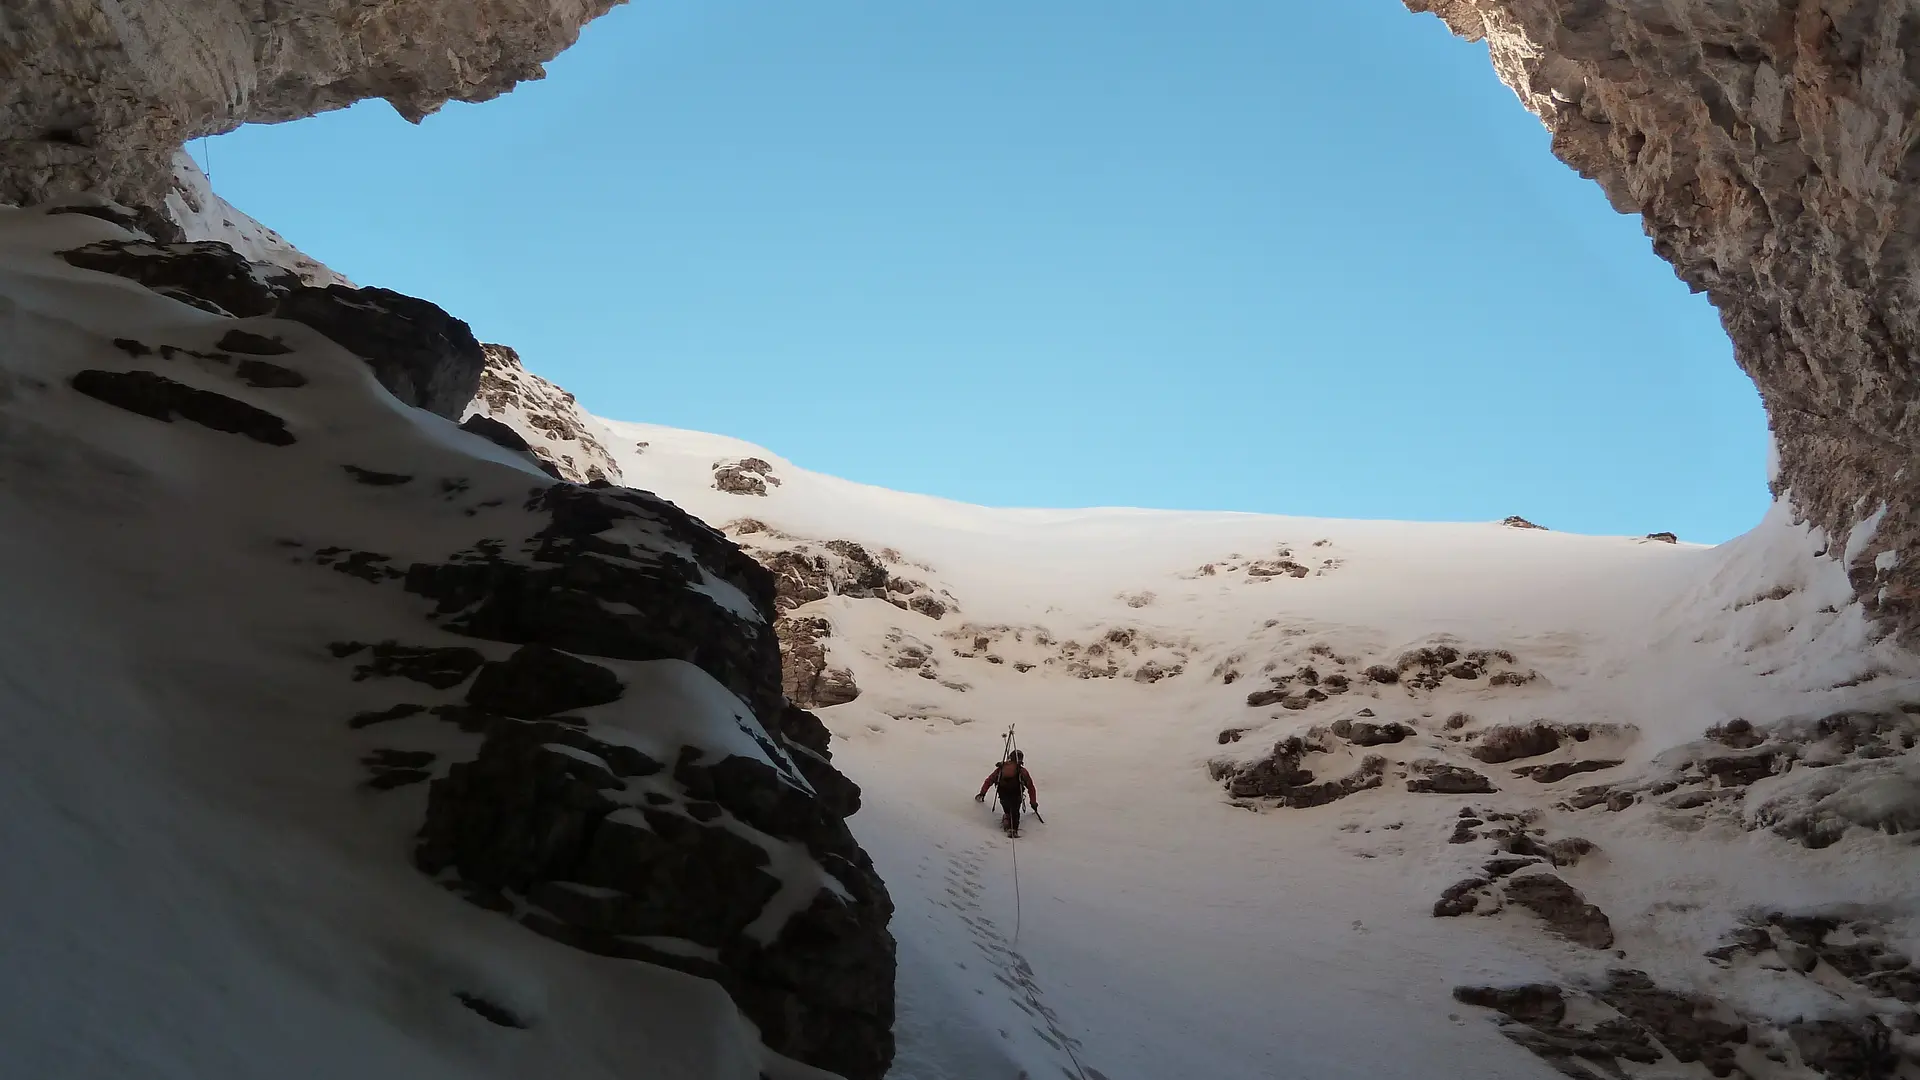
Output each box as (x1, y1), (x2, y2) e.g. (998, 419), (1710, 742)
(975, 750), (1038, 836)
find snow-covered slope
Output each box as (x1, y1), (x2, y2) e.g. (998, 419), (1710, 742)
(8, 182), (1919, 1080)
(162, 152), (351, 287)
(588, 421), (1920, 1080)
(0, 206), (889, 1080)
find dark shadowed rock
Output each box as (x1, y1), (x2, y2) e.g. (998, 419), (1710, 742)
(1514, 759), (1623, 783)
(385, 475), (890, 1077)
(1788, 1018), (1901, 1078)
(776, 701), (833, 759)
(405, 484), (784, 724)
(1646, 531), (1678, 544)
(1408, 763), (1496, 794)
(1544, 837), (1597, 868)
(465, 643), (624, 718)
(1501, 1020), (1661, 1073)
(1434, 877), (1488, 917)
(1700, 751), (1780, 787)
(70, 369), (295, 446)
(1471, 723), (1565, 764)
(1331, 718), (1412, 746)
(349, 702), (429, 729)
(417, 719), (893, 1080)
(1503, 874), (1614, 949)
(60, 239), (289, 317)
(1503, 516), (1546, 530)
(233, 359), (307, 388)
(344, 464), (413, 486)
(1213, 734), (1389, 808)
(1483, 856), (1541, 878)
(346, 642), (486, 689)
(62, 239), (483, 420)
(275, 284), (484, 419)
(1705, 717), (1765, 750)
(1598, 970), (1747, 1074)
(457, 414), (567, 479)
(1452, 984), (1567, 1026)
(455, 992), (528, 1028)
(216, 329), (293, 355)
(459, 413), (533, 453)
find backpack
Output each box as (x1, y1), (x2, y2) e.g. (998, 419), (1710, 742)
(994, 761), (1025, 799)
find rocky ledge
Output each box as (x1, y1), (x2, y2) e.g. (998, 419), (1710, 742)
(58, 233), (484, 418)
(329, 480), (897, 1079)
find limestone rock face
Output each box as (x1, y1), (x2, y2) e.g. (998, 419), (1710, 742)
(1404, 0), (1920, 640)
(0, 0), (624, 210)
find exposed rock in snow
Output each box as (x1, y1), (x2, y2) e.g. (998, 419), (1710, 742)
(70, 367), (297, 445)
(417, 709), (896, 1080)
(776, 615), (861, 709)
(464, 344), (623, 484)
(54, 230), (483, 418)
(457, 413), (567, 480)
(1406, 0), (1920, 642)
(275, 285), (486, 420)
(0, 206), (890, 1080)
(714, 457), (783, 496)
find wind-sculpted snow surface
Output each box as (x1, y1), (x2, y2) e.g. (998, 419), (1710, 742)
(0, 208), (889, 1080)
(602, 419), (1920, 1080)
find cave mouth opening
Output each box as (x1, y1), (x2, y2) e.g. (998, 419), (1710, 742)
(190, 3), (1767, 543)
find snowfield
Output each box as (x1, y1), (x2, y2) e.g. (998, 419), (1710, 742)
(2, 189), (1917, 1080)
(595, 430), (1920, 1079)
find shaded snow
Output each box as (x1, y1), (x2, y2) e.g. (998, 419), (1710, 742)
(0, 206), (832, 1080)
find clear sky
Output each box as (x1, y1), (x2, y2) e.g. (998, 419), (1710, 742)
(192, 0), (1768, 542)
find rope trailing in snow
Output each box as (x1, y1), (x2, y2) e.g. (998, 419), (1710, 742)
(1007, 822), (1095, 1080)
(1057, 1013), (1094, 1080)
(995, 724), (1092, 1080)
(1010, 820), (1022, 946)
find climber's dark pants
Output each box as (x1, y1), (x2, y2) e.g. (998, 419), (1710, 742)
(997, 785), (1023, 830)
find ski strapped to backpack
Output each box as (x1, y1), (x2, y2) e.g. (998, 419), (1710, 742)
(990, 726), (1044, 825)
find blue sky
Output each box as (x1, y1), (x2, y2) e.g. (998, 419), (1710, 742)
(193, 0), (1767, 542)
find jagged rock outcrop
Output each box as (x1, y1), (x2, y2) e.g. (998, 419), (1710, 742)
(275, 284), (485, 420)
(354, 481), (895, 1078)
(0, 0), (623, 216)
(1405, 0), (1920, 641)
(465, 344), (623, 484)
(416, 711), (894, 1080)
(57, 235), (483, 418)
